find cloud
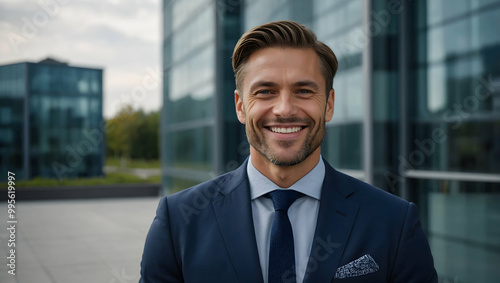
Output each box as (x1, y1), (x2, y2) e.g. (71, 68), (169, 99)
(0, 0), (161, 118)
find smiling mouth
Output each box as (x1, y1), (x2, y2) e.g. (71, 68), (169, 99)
(269, 126), (304, 134)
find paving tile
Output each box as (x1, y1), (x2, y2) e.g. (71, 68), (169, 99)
(48, 263), (122, 283)
(0, 196), (161, 281)
(13, 264), (55, 283)
(0, 273), (18, 283)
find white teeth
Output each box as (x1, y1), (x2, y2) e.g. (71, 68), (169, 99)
(270, 127), (302, 133)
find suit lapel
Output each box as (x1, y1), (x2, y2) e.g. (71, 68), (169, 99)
(212, 160), (264, 283)
(303, 161), (359, 283)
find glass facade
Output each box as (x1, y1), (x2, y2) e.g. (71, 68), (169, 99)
(413, 179), (500, 282)
(0, 60), (104, 181)
(313, 0), (366, 174)
(408, 1), (500, 281)
(162, 0), (245, 192)
(411, 0), (500, 174)
(163, 0), (500, 281)
(0, 63), (26, 179)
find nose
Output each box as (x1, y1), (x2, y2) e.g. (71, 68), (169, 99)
(272, 90), (297, 118)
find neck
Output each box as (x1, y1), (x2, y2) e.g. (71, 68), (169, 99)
(250, 147), (321, 188)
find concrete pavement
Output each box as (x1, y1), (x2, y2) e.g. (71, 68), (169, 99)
(0, 197), (162, 283)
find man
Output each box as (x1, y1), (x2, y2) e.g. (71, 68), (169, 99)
(140, 21), (437, 283)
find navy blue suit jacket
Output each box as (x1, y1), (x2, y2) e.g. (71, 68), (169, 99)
(140, 159), (437, 282)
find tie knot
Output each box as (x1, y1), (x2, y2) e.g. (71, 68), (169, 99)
(267, 190), (304, 211)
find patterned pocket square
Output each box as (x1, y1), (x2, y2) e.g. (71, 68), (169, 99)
(334, 254), (379, 279)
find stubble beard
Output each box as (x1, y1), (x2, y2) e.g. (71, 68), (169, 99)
(247, 117), (325, 167)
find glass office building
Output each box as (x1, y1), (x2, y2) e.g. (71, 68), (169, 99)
(162, 0), (245, 191)
(0, 58), (104, 181)
(162, 0), (500, 281)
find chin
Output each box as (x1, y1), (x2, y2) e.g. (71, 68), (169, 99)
(266, 151), (310, 167)
(269, 159), (302, 167)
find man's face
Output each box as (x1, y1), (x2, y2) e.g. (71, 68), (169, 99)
(235, 47), (334, 166)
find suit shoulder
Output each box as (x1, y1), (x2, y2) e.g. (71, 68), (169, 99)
(340, 171), (409, 209)
(332, 171), (420, 234)
(156, 170), (245, 231)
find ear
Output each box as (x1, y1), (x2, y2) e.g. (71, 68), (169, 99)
(235, 90), (246, 124)
(325, 88), (335, 122)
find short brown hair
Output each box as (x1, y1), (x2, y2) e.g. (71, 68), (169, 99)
(232, 20), (338, 93)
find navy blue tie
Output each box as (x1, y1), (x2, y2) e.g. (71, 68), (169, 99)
(267, 190), (304, 283)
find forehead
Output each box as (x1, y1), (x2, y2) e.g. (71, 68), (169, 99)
(242, 47), (323, 89)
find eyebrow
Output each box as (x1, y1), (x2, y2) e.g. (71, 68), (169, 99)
(248, 81), (279, 94)
(248, 80), (320, 93)
(293, 80), (320, 91)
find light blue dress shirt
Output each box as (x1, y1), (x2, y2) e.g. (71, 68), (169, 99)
(247, 156), (325, 283)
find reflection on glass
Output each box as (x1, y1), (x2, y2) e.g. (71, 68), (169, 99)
(427, 0), (470, 26)
(24, 63), (103, 179)
(331, 67), (364, 122)
(313, 0), (362, 38)
(414, 179), (500, 283)
(413, 2), (500, 176)
(410, 122), (500, 174)
(427, 64), (447, 113)
(0, 63), (26, 180)
(473, 8), (500, 48)
(428, 18), (471, 63)
(171, 44), (215, 100)
(165, 126), (213, 171)
(167, 43), (215, 124)
(172, 5), (214, 61)
(323, 123), (362, 170)
(77, 79), (89, 94)
(244, 0), (291, 30)
(311, 0), (365, 174)
(172, 0), (210, 30)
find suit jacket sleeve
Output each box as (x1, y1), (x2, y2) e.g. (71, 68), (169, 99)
(140, 197), (183, 283)
(390, 202), (438, 283)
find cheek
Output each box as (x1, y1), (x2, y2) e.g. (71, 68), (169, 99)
(303, 101), (326, 120)
(245, 100), (269, 121)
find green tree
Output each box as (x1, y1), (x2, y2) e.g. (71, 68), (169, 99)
(106, 104), (160, 165)
(130, 110), (160, 160)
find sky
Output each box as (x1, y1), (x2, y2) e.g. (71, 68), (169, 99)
(0, 0), (161, 118)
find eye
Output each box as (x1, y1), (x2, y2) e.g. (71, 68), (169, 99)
(252, 89), (276, 99)
(298, 89), (313, 94)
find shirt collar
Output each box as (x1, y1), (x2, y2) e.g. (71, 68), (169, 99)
(247, 155), (325, 201)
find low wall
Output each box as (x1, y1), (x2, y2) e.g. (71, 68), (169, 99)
(1, 183), (161, 201)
